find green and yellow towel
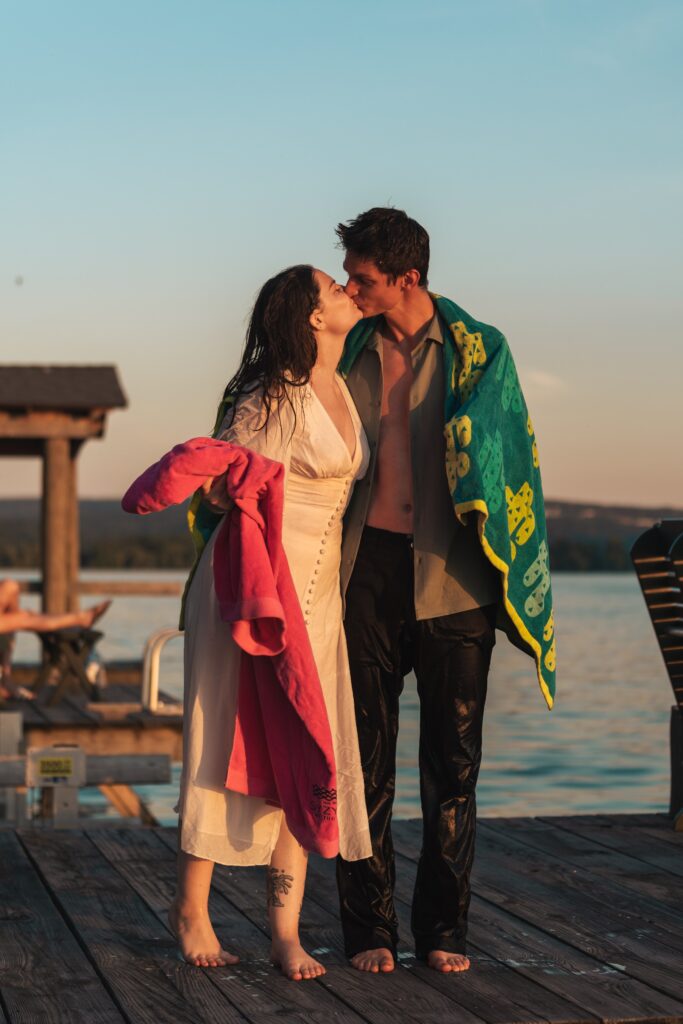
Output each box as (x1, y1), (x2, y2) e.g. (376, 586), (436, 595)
(339, 294), (556, 709)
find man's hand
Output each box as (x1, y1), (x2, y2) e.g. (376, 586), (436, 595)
(199, 474), (233, 514)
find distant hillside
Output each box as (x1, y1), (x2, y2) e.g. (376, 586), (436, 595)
(0, 498), (681, 571)
(543, 500), (683, 571)
(0, 499), (194, 569)
(544, 501), (682, 542)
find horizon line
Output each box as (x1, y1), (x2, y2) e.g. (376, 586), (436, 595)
(1, 494), (682, 514)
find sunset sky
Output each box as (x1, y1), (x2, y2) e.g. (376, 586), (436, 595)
(2, 0), (681, 506)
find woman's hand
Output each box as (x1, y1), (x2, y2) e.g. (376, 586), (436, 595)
(199, 474), (233, 514)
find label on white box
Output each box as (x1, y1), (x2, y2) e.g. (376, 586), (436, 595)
(26, 746), (86, 787)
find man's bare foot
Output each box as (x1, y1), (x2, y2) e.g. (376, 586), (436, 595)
(168, 902), (239, 968)
(80, 600), (112, 630)
(427, 950), (470, 973)
(271, 937), (326, 981)
(350, 947), (395, 973)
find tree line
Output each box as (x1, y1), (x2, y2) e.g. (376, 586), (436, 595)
(0, 534), (634, 572)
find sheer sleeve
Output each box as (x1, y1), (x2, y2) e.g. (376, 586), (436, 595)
(216, 385), (297, 486)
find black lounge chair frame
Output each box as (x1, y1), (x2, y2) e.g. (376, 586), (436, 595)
(631, 519), (683, 821)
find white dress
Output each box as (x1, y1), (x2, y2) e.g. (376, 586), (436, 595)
(177, 377), (373, 864)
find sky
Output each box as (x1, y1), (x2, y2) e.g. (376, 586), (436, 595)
(1, 0), (682, 506)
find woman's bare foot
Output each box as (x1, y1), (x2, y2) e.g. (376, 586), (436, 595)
(168, 901), (239, 968)
(427, 950), (470, 973)
(79, 600), (112, 630)
(350, 947), (395, 973)
(271, 937), (326, 981)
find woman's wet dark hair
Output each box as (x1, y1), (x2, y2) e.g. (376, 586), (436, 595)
(221, 264), (320, 430)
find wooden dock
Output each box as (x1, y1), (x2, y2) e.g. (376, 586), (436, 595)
(1, 814), (682, 1023)
(3, 670), (182, 759)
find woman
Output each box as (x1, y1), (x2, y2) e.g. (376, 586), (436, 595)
(169, 265), (372, 979)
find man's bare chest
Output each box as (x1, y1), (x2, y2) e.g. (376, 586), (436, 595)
(379, 341), (413, 420)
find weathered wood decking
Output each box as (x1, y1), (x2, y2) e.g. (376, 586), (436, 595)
(3, 676), (182, 758)
(1, 815), (682, 1023)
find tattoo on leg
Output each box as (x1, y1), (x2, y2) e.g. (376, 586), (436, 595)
(266, 867), (294, 908)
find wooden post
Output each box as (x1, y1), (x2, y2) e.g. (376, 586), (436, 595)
(42, 437), (70, 614)
(67, 443), (80, 612)
(0, 712), (26, 824)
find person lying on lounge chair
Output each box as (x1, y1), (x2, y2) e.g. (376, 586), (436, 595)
(0, 578), (110, 699)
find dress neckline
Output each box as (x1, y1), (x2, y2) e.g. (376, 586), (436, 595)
(309, 374), (359, 465)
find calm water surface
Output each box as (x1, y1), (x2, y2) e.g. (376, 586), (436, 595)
(12, 572), (672, 822)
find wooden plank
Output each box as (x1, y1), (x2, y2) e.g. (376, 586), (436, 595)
(96, 683), (176, 704)
(77, 581), (183, 596)
(483, 816), (683, 914)
(86, 703), (145, 718)
(18, 828), (248, 1024)
(23, 724), (183, 759)
(542, 814), (683, 877)
(466, 895), (683, 1023)
(472, 821), (683, 953)
(34, 699), (99, 727)
(393, 821), (683, 1003)
(93, 683), (147, 703)
(0, 753), (170, 787)
(11, 662), (144, 687)
(24, 689), (180, 722)
(155, 828), (492, 1024)
(84, 703), (184, 723)
(85, 754), (171, 785)
(0, 410), (105, 440)
(128, 713), (185, 732)
(594, 812), (683, 850)
(98, 785), (159, 825)
(302, 839), (593, 1024)
(90, 827), (368, 1024)
(129, 709), (184, 726)
(599, 812), (673, 829)
(92, 665), (143, 686)
(0, 830), (124, 1023)
(17, 579), (180, 597)
(62, 694), (102, 724)
(2, 698), (49, 727)
(391, 826), (683, 1023)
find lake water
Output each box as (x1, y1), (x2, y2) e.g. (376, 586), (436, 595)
(11, 572), (673, 823)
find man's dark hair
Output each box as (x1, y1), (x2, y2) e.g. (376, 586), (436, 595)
(336, 207), (430, 287)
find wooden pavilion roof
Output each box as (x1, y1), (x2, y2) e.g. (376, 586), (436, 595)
(0, 365), (127, 412)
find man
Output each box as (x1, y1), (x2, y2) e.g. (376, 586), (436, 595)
(335, 208), (555, 974)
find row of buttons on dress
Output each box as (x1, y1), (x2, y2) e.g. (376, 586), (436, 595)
(303, 480), (350, 627)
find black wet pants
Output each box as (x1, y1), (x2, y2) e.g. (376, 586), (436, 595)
(337, 526), (496, 959)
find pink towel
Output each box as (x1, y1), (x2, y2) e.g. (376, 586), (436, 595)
(122, 437), (339, 856)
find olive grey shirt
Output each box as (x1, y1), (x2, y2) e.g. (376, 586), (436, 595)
(340, 310), (500, 619)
